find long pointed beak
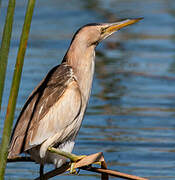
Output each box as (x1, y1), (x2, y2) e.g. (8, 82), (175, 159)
(106, 18), (143, 34)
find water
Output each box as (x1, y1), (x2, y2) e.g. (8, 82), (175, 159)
(1, 0), (175, 179)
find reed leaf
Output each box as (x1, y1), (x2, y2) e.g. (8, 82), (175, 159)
(0, 0), (36, 178)
(0, 0), (16, 114)
(0, 0), (1, 11)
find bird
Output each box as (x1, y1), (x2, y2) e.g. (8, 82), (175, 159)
(8, 18), (142, 177)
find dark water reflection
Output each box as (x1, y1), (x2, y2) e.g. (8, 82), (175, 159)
(1, 0), (175, 179)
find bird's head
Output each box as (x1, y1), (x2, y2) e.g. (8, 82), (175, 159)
(71, 18), (143, 48)
(63, 18), (143, 64)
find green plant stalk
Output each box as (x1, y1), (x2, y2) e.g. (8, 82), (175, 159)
(0, 0), (16, 114)
(0, 0), (2, 11)
(0, 0), (2, 22)
(0, 0), (36, 178)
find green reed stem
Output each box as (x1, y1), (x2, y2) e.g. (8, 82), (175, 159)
(0, 0), (36, 178)
(0, 0), (16, 114)
(0, 0), (2, 11)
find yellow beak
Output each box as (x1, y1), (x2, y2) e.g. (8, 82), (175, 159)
(105, 18), (143, 34)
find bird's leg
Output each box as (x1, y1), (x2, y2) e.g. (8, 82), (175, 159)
(48, 147), (103, 174)
(40, 164), (44, 179)
(48, 147), (86, 173)
(48, 147), (86, 162)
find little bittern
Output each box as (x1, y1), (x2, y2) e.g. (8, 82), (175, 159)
(8, 18), (142, 176)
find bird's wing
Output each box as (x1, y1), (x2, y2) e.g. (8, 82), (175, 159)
(8, 63), (82, 159)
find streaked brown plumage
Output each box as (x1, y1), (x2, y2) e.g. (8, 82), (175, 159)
(8, 18), (142, 170)
(8, 64), (77, 154)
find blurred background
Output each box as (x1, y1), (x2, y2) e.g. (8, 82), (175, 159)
(1, 0), (175, 179)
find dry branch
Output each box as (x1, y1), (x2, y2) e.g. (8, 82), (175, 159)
(81, 166), (148, 180)
(8, 152), (149, 180)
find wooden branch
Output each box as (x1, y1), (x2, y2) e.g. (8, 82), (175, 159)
(100, 159), (108, 180)
(8, 153), (149, 180)
(34, 163), (70, 180)
(81, 166), (148, 180)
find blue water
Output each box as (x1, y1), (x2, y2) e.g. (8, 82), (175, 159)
(1, 0), (175, 179)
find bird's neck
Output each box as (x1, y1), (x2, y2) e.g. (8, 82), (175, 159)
(63, 43), (96, 102)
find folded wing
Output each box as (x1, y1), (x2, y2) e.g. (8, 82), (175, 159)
(8, 63), (81, 159)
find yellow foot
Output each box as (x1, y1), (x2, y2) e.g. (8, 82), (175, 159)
(48, 148), (102, 174)
(93, 161), (102, 166)
(68, 155), (87, 174)
(70, 162), (77, 174)
(69, 155), (86, 175)
(68, 155), (102, 174)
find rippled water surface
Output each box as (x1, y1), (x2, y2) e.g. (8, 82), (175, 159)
(1, 0), (175, 179)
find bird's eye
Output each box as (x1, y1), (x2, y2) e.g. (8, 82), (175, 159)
(101, 27), (107, 34)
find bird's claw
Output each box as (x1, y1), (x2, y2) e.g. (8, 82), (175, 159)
(70, 162), (78, 174)
(69, 155), (87, 174)
(94, 161), (102, 166)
